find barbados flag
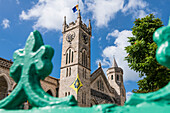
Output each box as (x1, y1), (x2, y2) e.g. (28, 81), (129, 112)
(72, 5), (78, 13)
(70, 74), (83, 93)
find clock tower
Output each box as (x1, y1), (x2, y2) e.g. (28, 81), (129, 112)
(59, 10), (92, 107)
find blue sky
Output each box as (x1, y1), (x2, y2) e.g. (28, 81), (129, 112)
(0, 0), (169, 99)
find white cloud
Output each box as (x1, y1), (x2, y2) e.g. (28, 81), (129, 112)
(122, 0), (147, 13)
(126, 91), (133, 100)
(19, 0), (151, 30)
(59, 36), (63, 43)
(106, 29), (119, 40)
(98, 30), (140, 81)
(1, 19), (10, 29)
(86, 0), (149, 27)
(86, 0), (124, 27)
(122, 0), (148, 19)
(19, 0), (82, 31)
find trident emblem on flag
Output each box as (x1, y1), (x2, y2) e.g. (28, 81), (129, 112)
(70, 74), (83, 94)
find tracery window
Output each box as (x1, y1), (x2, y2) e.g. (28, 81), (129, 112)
(66, 48), (74, 64)
(97, 79), (104, 91)
(82, 49), (88, 67)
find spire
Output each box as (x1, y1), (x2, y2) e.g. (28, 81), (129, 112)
(62, 16), (66, 32)
(77, 9), (81, 19)
(88, 19), (91, 29)
(98, 62), (101, 68)
(77, 9), (81, 24)
(63, 16), (66, 25)
(112, 56), (118, 67)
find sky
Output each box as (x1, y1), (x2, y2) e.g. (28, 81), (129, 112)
(0, 0), (169, 99)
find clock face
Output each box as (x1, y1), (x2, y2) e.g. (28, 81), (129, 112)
(66, 31), (75, 43)
(82, 33), (88, 44)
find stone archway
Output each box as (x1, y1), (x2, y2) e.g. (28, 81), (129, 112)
(91, 98), (98, 106)
(0, 75), (9, 100)
(47, 90), (53, 96)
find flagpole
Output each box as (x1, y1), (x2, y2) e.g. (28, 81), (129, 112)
(77, 0), (79, 10)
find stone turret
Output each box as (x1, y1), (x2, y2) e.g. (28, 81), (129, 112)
(106, 57), (126, 105)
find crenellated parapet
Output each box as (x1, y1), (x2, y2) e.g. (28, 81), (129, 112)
(0, 57), (13, 69)
(62, 10), (91, 36)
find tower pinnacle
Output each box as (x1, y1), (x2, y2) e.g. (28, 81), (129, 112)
(88, 19), (91, 29)
(63, 16), (66, 25)
(112, 56), (118, 67)
(77, 9), (81, 24)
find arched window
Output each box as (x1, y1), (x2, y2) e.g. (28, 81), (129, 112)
(84, 69), (86, 79)
(82, 50), (88, 67)
(83, 51), (85, 66)
(111, 75), (113, 80)
(69, 49), (71, 63)
(47, 90), (53, 96)
(82, 52), (84, 65)
(66, 48), (74, 64)
(66, 53), (68, 64)
(82, 92), (86, 104)
(66, 68), (68, 77)
(97, 79), (104, 91)
(69, 67), (71, 76)
(85, 54), (87, 67)
(97, 81), (99, 90)
(72, 51), (74, 62)
(117, 75), (119, 81)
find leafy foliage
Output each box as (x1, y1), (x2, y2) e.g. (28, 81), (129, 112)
(125, 14), (170, 93)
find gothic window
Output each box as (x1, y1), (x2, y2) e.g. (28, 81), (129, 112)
(117, 75), (119, 81)
(66, 48), (74, 64)
(97, 79), (104, 91)
(82, 92), (86, 104)
(66, 53), (68, 64)
(97, 81), (100, 90)
(68, 92), (70, 95)
(66, 68), (68, 77)
(82, 52), (84, 65)
(71, 51), (74, 63)
(82, 49), (88, 67)
(65, 92), (67, 97)
(85, 54), (87, 67)
(83, 51), (85, 66)
(111, 75), (113, 80)
(84, 69), (86, 79)
(69, 67), (71, 76)
(83, 68), (84, 78)
(69, 49), (71, 63)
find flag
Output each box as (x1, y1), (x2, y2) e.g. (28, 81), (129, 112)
(70, 74), (83, 93)
(72, 5), (78, 13)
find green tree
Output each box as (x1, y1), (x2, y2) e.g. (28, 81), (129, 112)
(125, 14), (170, 93)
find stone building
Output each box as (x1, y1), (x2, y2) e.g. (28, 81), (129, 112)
(0, 10), (126, 107)
(0, 57), (59, 100)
